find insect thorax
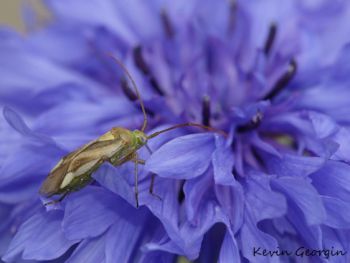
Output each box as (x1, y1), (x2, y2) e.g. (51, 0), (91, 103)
(107, 129), (147, 165)
(131, 129), (148, 149)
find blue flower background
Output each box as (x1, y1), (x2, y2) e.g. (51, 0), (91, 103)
(1, 0), (350, 262)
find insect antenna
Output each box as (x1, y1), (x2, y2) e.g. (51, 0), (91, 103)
(147, 122), (228, 139)
(109, 55), (148, 132)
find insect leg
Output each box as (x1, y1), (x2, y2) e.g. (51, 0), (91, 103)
(143, 144), (161, 200)
(145, 144), (153, 155)
(44, 192), (69, 206)
(134, 159), (145, 165)
(143, 145), (161, 200)
(149, 173), (162, 201)
(133, 152), (140, 208)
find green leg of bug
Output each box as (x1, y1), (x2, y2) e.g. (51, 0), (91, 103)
(111, 153), (144, 208)
(132, 157), (161, 201)
(134, 159), (145, 165)
(149, 173), (162, 201)
(145, 143), (153, 155)
(44, 191), (69, 206)
(144, 144), (161, 200)
(133, 153), (140, 208)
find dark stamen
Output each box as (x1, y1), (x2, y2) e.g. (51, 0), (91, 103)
(145, 108), (155, 117)
(202, 95), (211, 126)
(133, 46), (166, 96)
(251, 147), (265, 168)
(230, 141), (240, 179)
(133, 46), (150, 75)
(236, 111), (263, 133)
(178, 181), (185, 204)
(120, 78), (155, 117)
(263, 59), (297, 101)
(264, 23), (277, 56)
(227, 0), (237, 34)
(120, 78), (138, 101)
(160, 10), (174, 38)
(149, 76), (165, 96)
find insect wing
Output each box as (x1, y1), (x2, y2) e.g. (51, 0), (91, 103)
(39, 152), (75, 197)
(71, 136), (127, 167)
(39, 140), (97, 197)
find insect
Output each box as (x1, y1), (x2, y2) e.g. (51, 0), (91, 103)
(39, 56), (226, 207)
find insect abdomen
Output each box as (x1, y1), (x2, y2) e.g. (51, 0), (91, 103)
(40, 128), (135, 197)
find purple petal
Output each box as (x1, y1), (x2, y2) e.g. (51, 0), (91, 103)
(143, 239), (184, 259)
(93, 161), (160, 208)
(264, 153), (325, 178)
(330, 127), (350, 162)
(27, 26), (90, 64)
(2, 106), (56, 145)
(2, 107), (33, 137)
(297, 83), (350, 124)
(233, 140), (244, 176)
(322, 196), (350, 229)
(34, 97), (139, 137)
(138, 251), (175, 263)
(304, 137), (340, 160)
(239, 210), (279, 263)
(218, 232), (240, 263)
(212, 136), (235, 185)
(184, 173), (213, 222)
(272, 217), (297, 236)
(0, 39), (104, 100)
(306, 111), (350, 162)
(0, 108), (64, 202)
(180, 202), (230, 259)
(145, 133), (215, 179)
(146, 124), (186, 152)
(0, 142), (64, 204)
(250, 132), (281, 158)
(62, 186), (119, 240)
(46, 0), (161, 45)
(215, 183), (244, 233)
(195, 223), (227, 263)
(272, 176), (326, 225)
(322, 226), (350, 262)
(66, 235), (106, 263)
(245, 174), (287, 222)
(308, 111), (339, 138)
(142, 180), (181, 246)
(105, 208), (149, 262)
(93, 163), (136, 206)
(311, 161), (350, 202)
(262, 112), (312, 144)
(147, 200), (229, 260)
(286, 202), (322, 248)
(46, 0), (135, 44)
(3, 210), (78, 262)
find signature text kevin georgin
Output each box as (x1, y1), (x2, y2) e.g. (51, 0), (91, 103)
(253, 246), (347, 259)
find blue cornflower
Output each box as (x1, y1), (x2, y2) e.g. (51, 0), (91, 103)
(1, 0), (350, 262)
